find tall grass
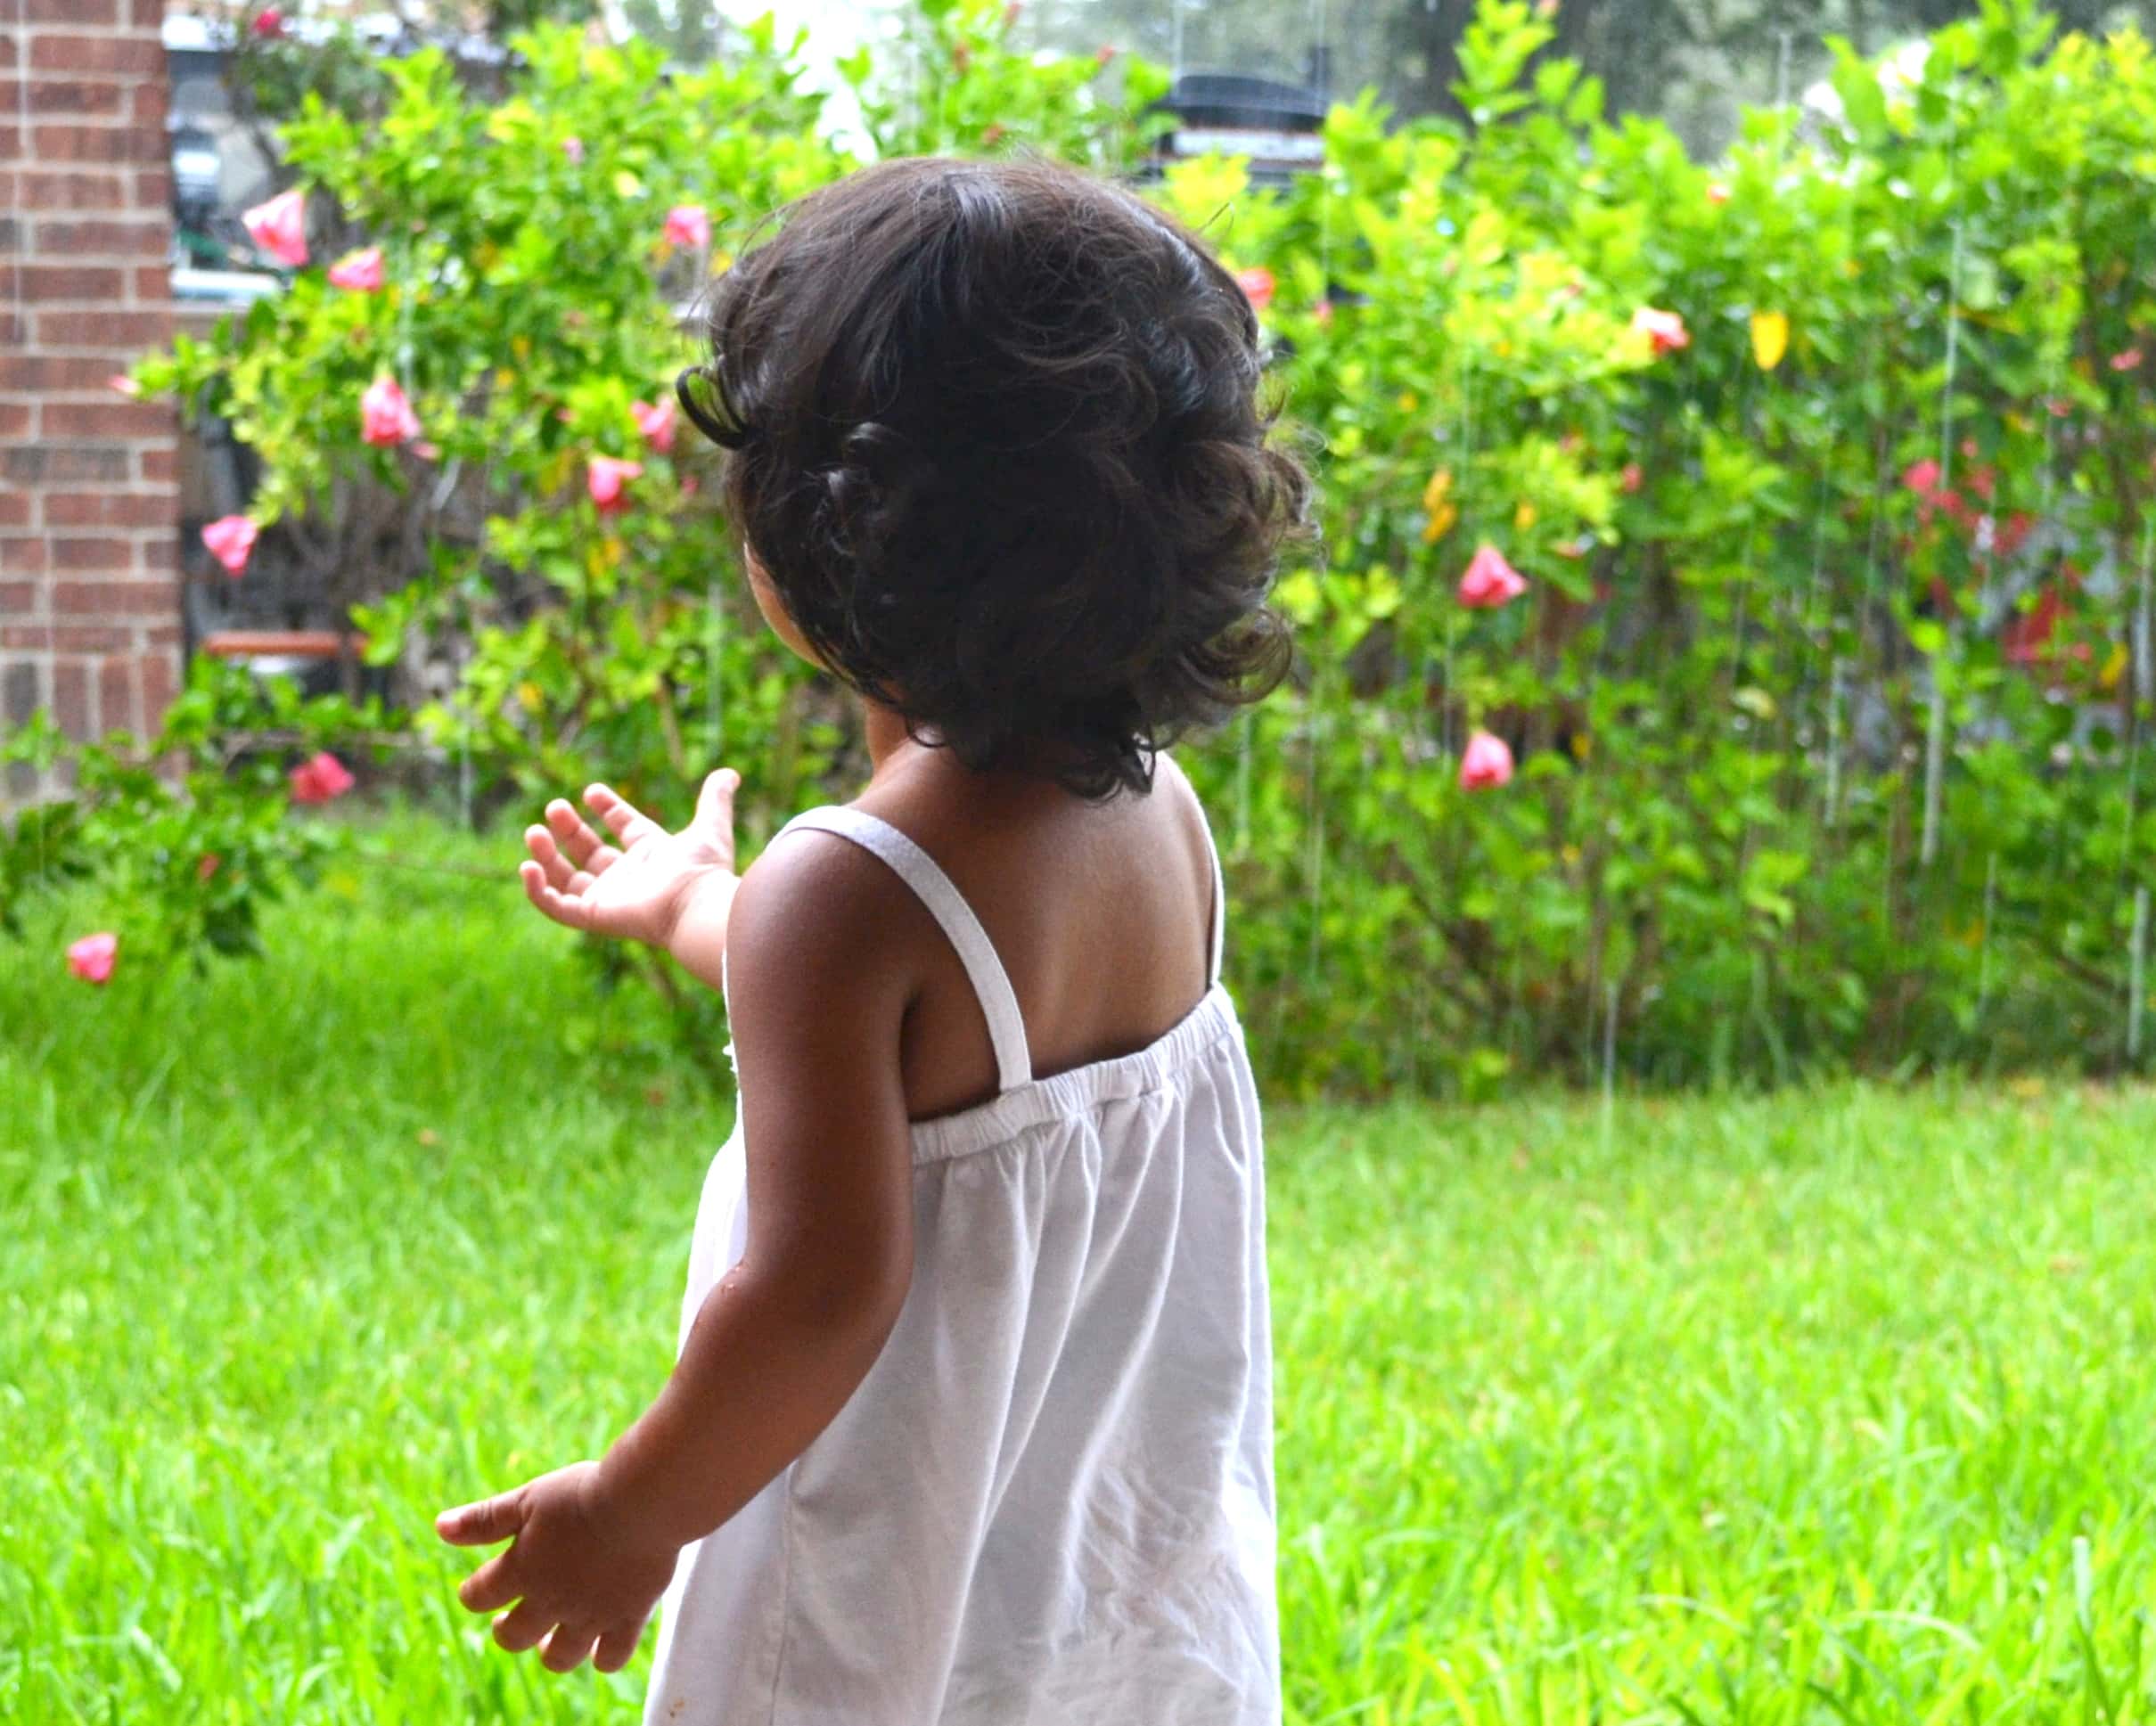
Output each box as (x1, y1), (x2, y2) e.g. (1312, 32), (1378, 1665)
(4, 821), (2154, 1720)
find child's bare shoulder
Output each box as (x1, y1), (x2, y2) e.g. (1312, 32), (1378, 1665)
(725, 809), (935, 996)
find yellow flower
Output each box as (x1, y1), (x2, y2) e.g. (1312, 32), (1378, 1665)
(1750, 309), (1790, 372)
(1422, 467), (1454, 514)
(1422, 501), (1458, 545)
(1514, 500), (1537, 530)
(517, 681), (544, 714)
(1397, 391), (1419, 413)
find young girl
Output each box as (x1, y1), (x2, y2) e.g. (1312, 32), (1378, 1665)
(436, 155), (1309, 1723)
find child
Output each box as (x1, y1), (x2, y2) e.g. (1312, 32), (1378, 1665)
(436, 155), (1309, 1724)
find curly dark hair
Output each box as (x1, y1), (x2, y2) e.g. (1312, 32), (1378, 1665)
(676, 155), (1308, 799)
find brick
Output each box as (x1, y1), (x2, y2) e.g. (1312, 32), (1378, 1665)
(0, 356), (130, 392)
(3, 624), (130, 650)
(3, 661), (39, 727)
(0, 405), (29, 441)
(28, 78), (126, 117)
(32, 309), (172, 348)
(19, 169), (125, 210)
(132, 167), (170, 209)
(138, 447), (175, 483)
(33, 217), (168, 257)
(0, 494), (29, 529)
(52, 536), (134, 572)
(34, 124), (159, 167)
(0, 33), (14, 72)
(43, 492), (174, 529)
(3, 447), (130, 485)
(0, 127), (21, 165)
(133, 264), (172, 301)
(31, 35), (164, 76)
(132, 0), (164, 22)
(0, 581), (37, 611)
(52, 579), (174, 615)
(137, 536), (176, 573)
(42, 400), (168, 439)
(2, 264), (127, 301)
(52, 657), (90, 736)
(131, 83), (167, 131)
(140, 646), (175, 725)
(146, 622), (182, 647)
(98, 653), (138, 732)
(0, 536), (50, 575)
(30, 0), (119, 18)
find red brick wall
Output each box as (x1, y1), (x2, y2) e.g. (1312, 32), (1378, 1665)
(1, 0), (179, 798)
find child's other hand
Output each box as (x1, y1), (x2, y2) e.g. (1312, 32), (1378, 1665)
(437, 1460), (680, 1675)
(519, 769), (739, 951)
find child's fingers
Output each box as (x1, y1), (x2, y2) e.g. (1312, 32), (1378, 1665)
(539, 1624), (598, 1674)
(521, 863), (594, 931)
(693, 767), (740, 835)
(491, 1599), (552, 1654)
(593, 1619), (646, 1674)
(524, 828), (593, 896)
(455, 1550), (521, 1614)
(544, 799), (618, 874)
(585, 783), (658, 848)
(438, 1490), (526, 1547)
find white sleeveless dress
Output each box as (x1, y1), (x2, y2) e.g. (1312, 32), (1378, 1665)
(643, 781), (1279, 1725)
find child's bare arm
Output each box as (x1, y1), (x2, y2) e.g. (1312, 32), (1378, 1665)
(596, 835), (918, 1536)
(439, 833), (918, 1673)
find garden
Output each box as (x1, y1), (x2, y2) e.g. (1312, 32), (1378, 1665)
(5, 0), (2156, 1715)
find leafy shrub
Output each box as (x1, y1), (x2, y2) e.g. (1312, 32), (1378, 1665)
(8, 0), (2152, 1095)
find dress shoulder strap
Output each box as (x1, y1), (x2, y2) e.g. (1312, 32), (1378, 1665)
(773, 806), (1033, 1093)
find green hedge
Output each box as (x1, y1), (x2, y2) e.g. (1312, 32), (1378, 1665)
(7, 0), (2152, 1094)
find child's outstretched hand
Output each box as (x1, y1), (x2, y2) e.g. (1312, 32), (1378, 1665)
(519, 770), (740, 965)
(438, 1461), (680, 1675)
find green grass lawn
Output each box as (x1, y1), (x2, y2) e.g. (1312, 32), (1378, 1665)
(6, 819), (2156, 1722)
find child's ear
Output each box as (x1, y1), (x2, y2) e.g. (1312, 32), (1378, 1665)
(742, 544), (823, 671)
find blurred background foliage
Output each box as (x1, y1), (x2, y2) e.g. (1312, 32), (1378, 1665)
(7, 0), (2152, 1098)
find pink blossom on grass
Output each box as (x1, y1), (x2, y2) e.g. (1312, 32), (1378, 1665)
(359, 376), (421, 447)
(327, 246), (383, 291)
(562, 136), (586, 164)
(1459, 730), (1515, 790)
(1458, 544), (1529, 609)
(242, 188), (307, 267)
(250, 7), (285, 38)
(290, 752), (355, 805)
(1234, 267), (1275, 313)
(587, 455), (644, 513)
(67, 932), (119, 986)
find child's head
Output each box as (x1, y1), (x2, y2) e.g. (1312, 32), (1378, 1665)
(678, 156), (1308, 798)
